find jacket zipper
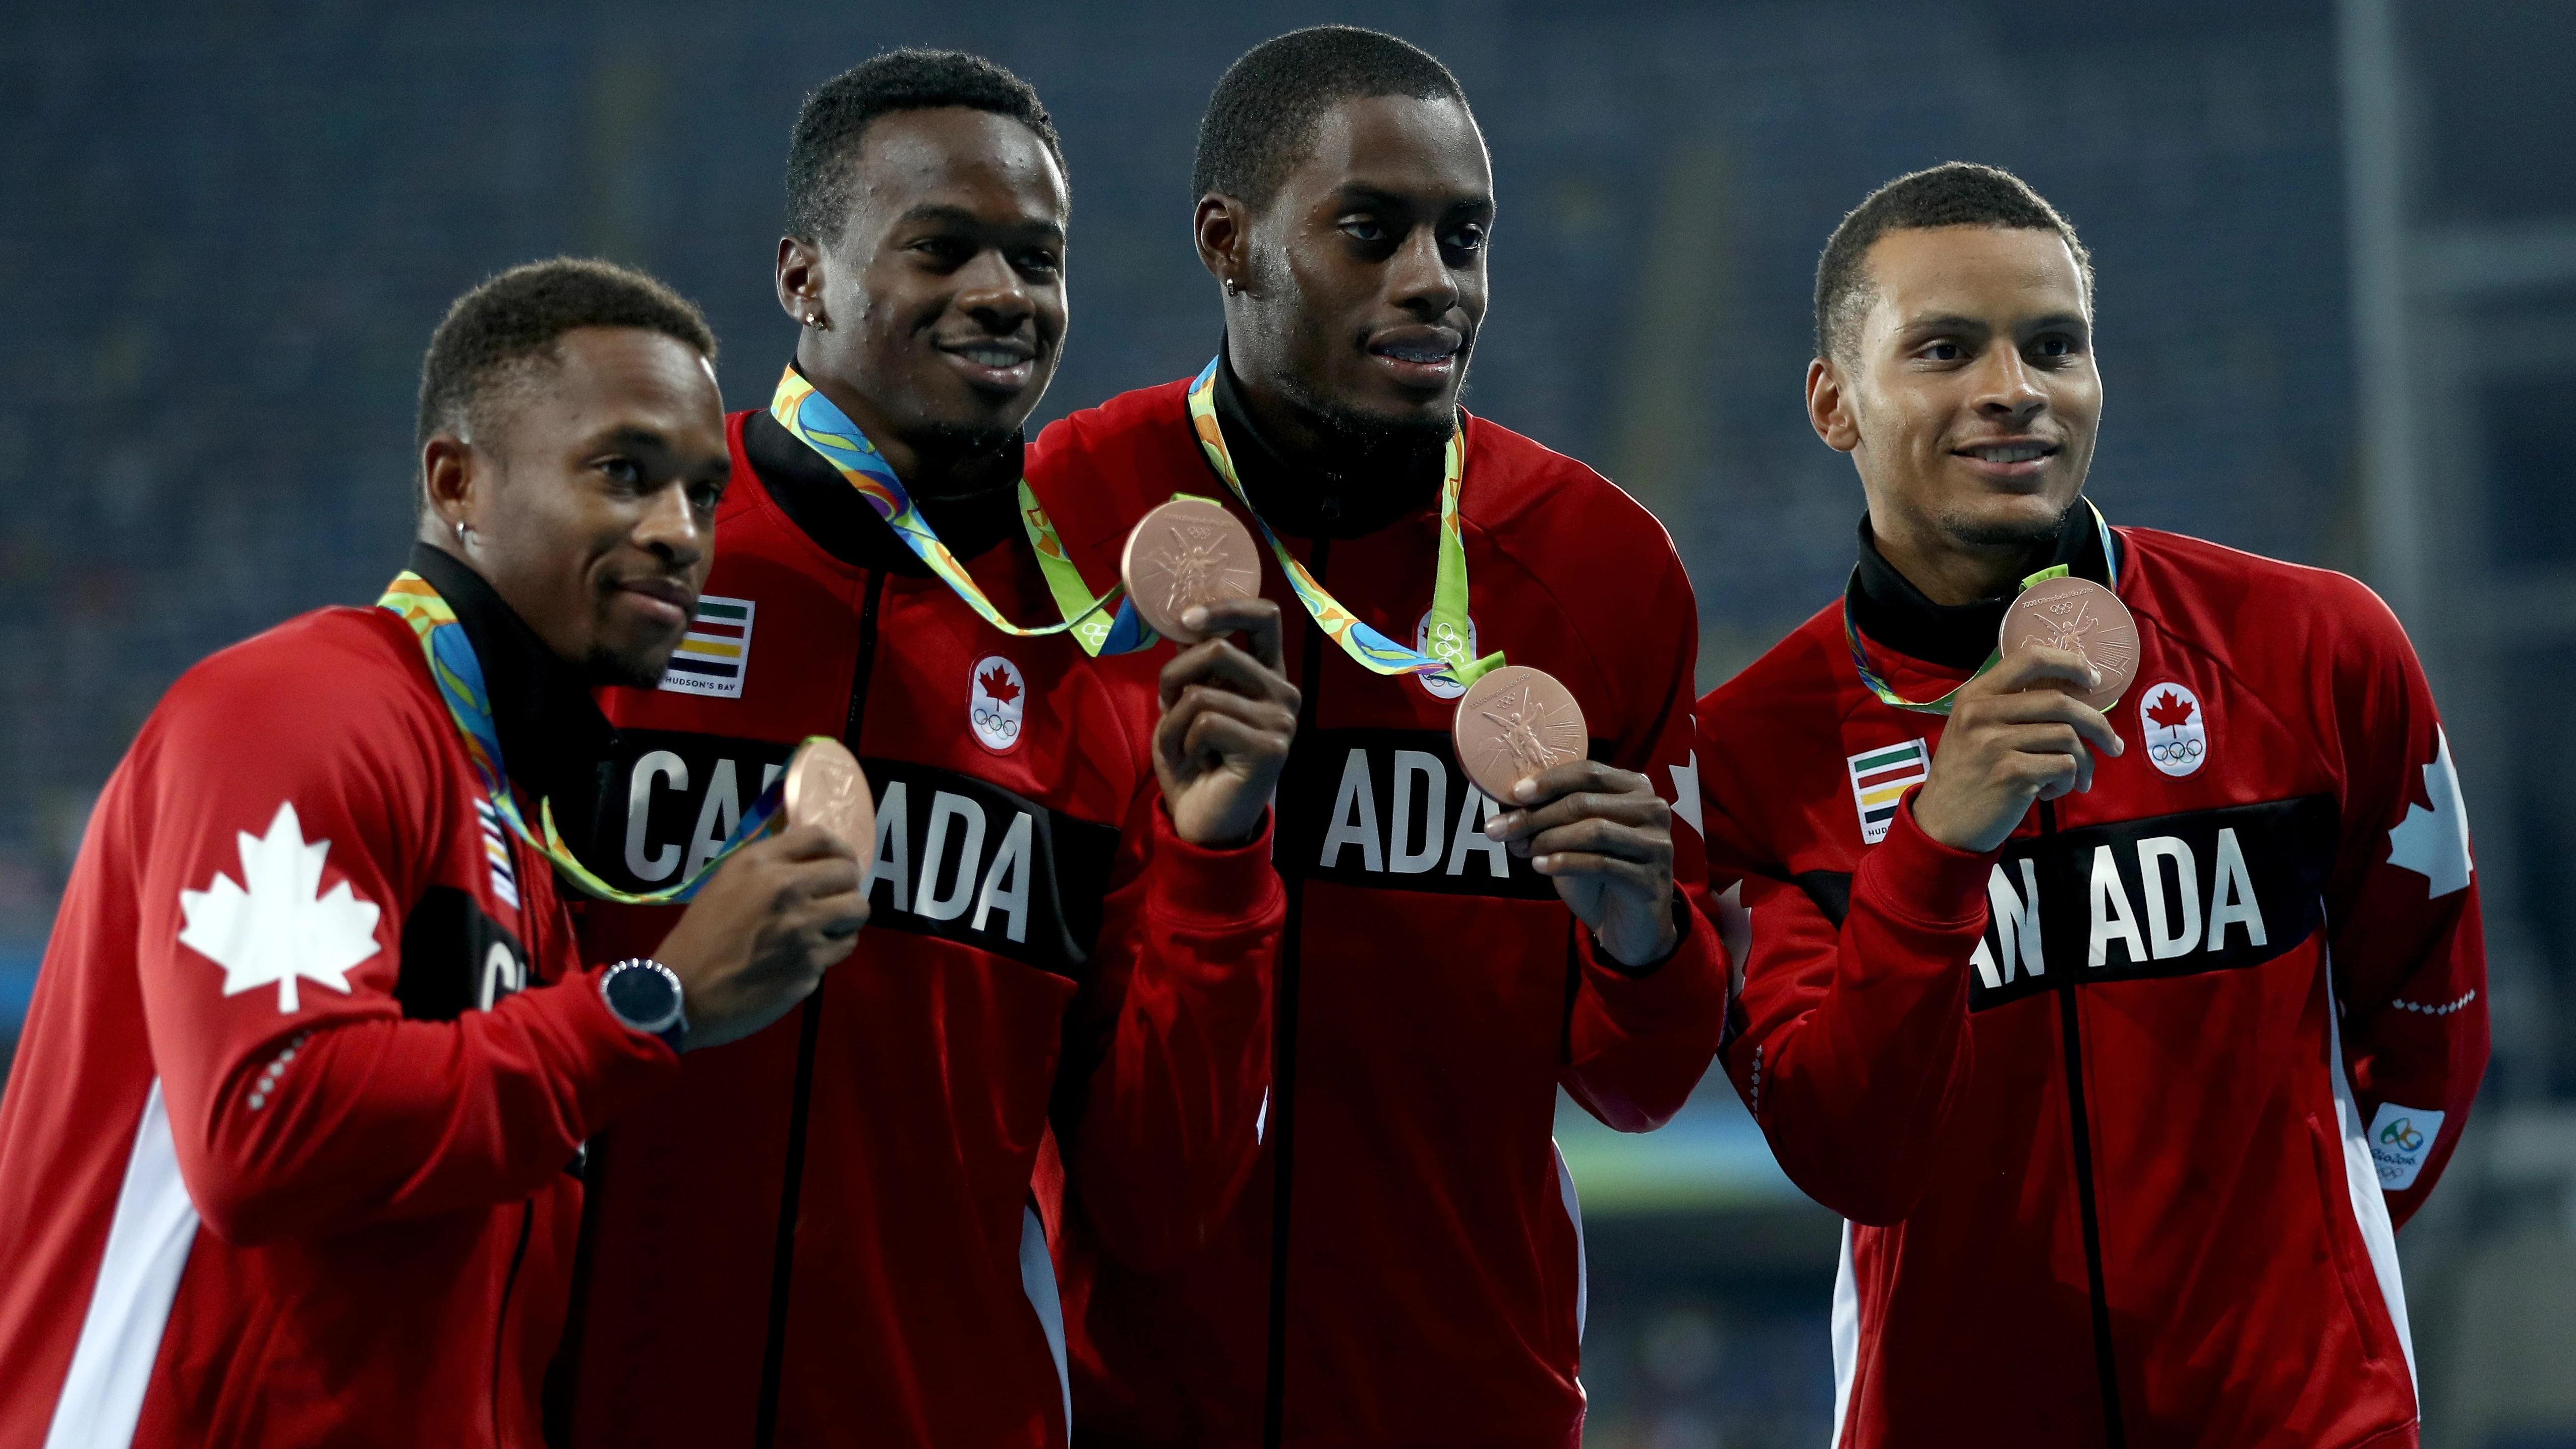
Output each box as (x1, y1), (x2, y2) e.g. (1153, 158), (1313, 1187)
(1261, 538), (1329, 1449)
(2041, 799), (2125, 1446)
(493, 1199), (535, 1444)
(753, 569), (886, 1448)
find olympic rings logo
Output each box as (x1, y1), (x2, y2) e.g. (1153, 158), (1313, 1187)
(2148, 739), (2205, 764)
(973, 707), (1020, 740)
(2379, 1118), (2424, 1152)
(1427, 620), (1466, 662)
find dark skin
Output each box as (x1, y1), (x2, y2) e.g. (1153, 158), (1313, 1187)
(778, 106), (1298, 846)
(417, 325), (866, 1049)
(1807, 225), (2125, 853)
(1196, 95), (1677, 966)
(777, 106), (1068, 499)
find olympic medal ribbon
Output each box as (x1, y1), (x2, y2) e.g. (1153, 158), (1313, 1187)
(1183, 357), (1506, 689)
(378, 570), (785, 904)
(1842, 500), (2122, 716)
(770, 366), (1151, 656)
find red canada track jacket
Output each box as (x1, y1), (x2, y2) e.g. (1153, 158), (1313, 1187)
(551, 405), (1282, 1449)
(1025, 370), (1730, 1449)
(1697, 521), (2488, 1448)
(0, 546), (679, 1449)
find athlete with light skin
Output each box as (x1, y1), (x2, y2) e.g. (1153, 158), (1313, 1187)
(1804, 222), (2126, 850)
(1702, 163), (2487, 1446)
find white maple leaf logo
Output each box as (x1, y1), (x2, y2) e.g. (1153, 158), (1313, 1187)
(177, 801), (382, 1012)
(2386, 727), (2474, 899)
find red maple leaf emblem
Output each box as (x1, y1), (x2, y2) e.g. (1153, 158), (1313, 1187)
(2145, 689), (2196, 731)
(977, 665), (1021, 707)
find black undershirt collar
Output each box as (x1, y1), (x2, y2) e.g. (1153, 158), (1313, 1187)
(1209, 345), (1443, 541)
(1847, 507), (2118, 671)
(405, 540), (616, 810)
(740, 364), (1025, 574)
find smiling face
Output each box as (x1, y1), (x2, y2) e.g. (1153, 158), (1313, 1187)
(778, 105), (1068, 481)
(1202, 93), (1492, 450)
(421, 326), (730, 685)
(1808, 225), (2101, 600)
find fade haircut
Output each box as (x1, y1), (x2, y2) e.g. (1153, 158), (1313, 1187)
(1814, 162), (2092, 364)
(415, 258), (715, 503)
(785, 48), (1065, 246)
(1193, 26), (1469, 207)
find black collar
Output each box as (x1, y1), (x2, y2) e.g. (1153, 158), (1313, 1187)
(1210, 346), (1444, 541)
(741, 368), (1025, 573)
(406, 541), (616, 810)
(1847, 507), (2118, 671)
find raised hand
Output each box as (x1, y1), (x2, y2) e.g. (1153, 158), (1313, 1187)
(1910, 646), (2126, 854)
(1485, 761), (1679, 969)
(1154, 598), (1300, 847)
(653, 823), (867, 1050)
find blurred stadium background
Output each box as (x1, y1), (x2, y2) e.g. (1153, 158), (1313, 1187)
(5, 2), (2574, 1443)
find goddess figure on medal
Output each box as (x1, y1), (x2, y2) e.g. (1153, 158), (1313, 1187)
(1453, 665), (1589, 800)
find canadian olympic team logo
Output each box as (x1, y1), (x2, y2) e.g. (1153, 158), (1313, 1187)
(968, 655), (1026, 755)
(2137, 680), (2208, 779)
(1413, 610), (1478, 700)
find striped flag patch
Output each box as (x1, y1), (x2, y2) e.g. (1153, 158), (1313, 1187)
(1847, 738), (1930, 845)
(475, 796), (519, 909)
(658, 595), (755, 699)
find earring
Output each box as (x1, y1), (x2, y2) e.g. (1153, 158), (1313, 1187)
(453, 519), (475, 549)
(1223, 277), (1241, 297)
(804, 311), (830, 330)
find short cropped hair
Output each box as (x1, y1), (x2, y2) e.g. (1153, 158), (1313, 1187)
(1814, 162), (2093, 363)
(414, 258), (715, 511)
(1193, 26), (1468, 207)
(786, 48), (1065, 246)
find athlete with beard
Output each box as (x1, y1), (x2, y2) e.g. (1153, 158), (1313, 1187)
(0, 259), (865, 1448)
(550, 51), (1296, 1449)
(1696, 164), (2488, 1446)
(1025, 28), (1728, 1448)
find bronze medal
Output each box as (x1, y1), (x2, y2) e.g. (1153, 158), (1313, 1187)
(782, 737), (877, 875)
(1120, 497), (1261, 645)
(1998, 576), (2139, 711)
(1451, 665), (1590, 801)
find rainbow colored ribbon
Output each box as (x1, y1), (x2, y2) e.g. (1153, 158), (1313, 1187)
(1842, 500), (2121, 715)
(378, 571), (778, 904)
(769, 367), (1153, 657)
(1183, 358), (1502, 688)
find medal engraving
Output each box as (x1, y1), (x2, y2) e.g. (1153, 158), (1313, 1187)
(1451, 666), (1589, 800)
(782, 737), (877, 875)
(1998, 576), (2139, 711)
(1121, 498), (1260, 645)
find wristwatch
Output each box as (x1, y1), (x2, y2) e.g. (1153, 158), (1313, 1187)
(600, 958), (687, 1055)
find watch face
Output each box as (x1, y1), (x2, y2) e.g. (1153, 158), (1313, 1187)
(605, 963), (680, 1032)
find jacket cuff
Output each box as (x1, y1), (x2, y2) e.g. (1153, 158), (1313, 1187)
(1578, 889), (1728, 1028)
(1146, 797), (1286, 930)
(1856, 794), (1998, 930)
(546, 966), (687, 1132)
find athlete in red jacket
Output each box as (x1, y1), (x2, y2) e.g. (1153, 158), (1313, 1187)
(0, 262), (868, 1449)
(549, 53), (1295, 1449)
(1697, 164), (2489, 1447)
(1024, 29), (1728, 1448)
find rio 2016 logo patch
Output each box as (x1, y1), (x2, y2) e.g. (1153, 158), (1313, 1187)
(1414, 610), (1477, 700)
(969, 655), (1027, 754)
(2138, 681), (2207, 778)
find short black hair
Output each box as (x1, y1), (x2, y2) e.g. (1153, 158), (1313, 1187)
(414, 258), (715, 500)
(1193, 26), (1469, 207)
(1814, 162), (2092, 363)
(785, 48), (1065, 245)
